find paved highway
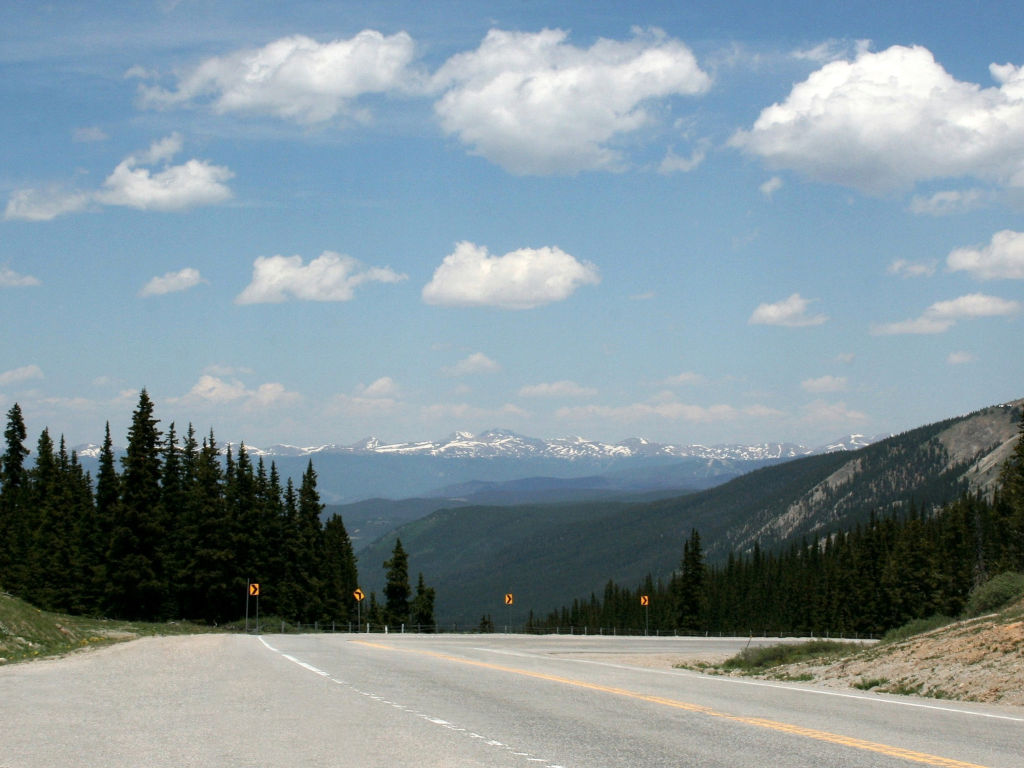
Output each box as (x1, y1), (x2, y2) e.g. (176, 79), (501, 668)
(2, 633), (1021, 767)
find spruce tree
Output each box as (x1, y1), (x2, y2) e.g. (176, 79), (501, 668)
(410, 572), (436, 631)
(321, 513), (359, 624)
(383, 538), (411, 627)
(107, 389), (166, 620)
(0, 403), (30, 593)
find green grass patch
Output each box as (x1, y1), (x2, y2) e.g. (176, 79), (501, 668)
(721, 640), (863, 674)
(853, 677), (889, 690)
(963, 572), (1024, 618)
(0, 592), (216, 666)
(880, 615), (955, 644)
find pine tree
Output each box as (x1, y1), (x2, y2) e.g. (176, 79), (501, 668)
(383, 538), (411, 627)
(107, 389), (166, 620)
(321, 513), (359, 624)
(294, 461), (325, 622)
(675, 529), (706, 632)
(410, 572), (436, 631)
(0, 403), (30, 593)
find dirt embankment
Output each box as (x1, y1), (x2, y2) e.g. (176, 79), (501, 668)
(766, 605), (1024, 705)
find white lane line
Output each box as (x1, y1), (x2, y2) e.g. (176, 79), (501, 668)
(258, 636), (566, 766)
(471, 645), (1024, 723)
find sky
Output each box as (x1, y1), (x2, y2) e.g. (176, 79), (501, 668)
(1, 1), (1023, 450)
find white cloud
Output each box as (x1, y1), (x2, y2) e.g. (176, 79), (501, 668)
(359, 377), (400, 398)
(947, 230), (1024, 280)
(888, 259), (937, 278)
(0, 364), (44, 386)
(236, 251), (407, 304)
(658, 145), (706, 174)
(518, 380), (597, 398)
(175, 374), (300, 410)
(749, 293), (827, 327)
(422, 241), (599, 309)
(948, 351), (975, 365)
(801, 375), (847, 393)
(432, 28), (711, 174)
(96, 135), (233, 211)
(443, 352), (500, 377)
(872, 293), (1021, 335)
(0, 266), (41, 287)
(139, 267), (205, 297)
(731, 45), (1024, 193)
(909, 188), (985, 215)
(141, 31), (419, 124)
(4, 187), (91, 221)
(4, 134), (232, 220)
(759, 176), (783, 198)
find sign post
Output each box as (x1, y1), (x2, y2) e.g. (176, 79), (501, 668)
(354, 588), (365, 632)
(504, 592), (514, 633)
(640, 594), (650, 636)
(249, 583), (261, 633)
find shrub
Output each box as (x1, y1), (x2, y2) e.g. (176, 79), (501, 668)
(963, 572), (1024, 618)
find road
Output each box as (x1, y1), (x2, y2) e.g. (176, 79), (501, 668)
(1, 632), (1021, 767)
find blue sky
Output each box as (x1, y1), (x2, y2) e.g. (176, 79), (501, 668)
(2, 1), (1022, 449)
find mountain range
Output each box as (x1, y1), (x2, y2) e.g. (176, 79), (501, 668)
(75, 428), (880, 503)
(352, 399), (1023, 625)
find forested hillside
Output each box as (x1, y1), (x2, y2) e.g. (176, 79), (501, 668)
(0, 392), (359, 625)
(359, 401), (1022, 624)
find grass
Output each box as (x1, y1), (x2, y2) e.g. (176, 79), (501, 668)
(880, 615), (955, 645)
(0, 592), (216, 666)
(720, 639), (863, 674)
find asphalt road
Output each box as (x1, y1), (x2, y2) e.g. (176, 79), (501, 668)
(2, 633), (1021, 767)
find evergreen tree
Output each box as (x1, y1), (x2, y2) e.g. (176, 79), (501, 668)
(675, 528), (706, 632)
(0, 403), (30, 593)
(383, 538), (411, 627)
(321, 513), (359, 624)
(294, 461), (325, 622)
(410, 572), (436, 631)
(107, 389), (165, 620)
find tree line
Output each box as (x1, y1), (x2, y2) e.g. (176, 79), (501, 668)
(0, 390), (433, 628)
(531, 416), (1024, 637)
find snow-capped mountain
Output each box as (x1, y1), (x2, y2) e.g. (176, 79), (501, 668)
(231, 428), (877, 461)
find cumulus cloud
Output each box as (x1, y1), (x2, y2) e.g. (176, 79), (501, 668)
(141, 31), (419, 124)
(0, 364), (44, 386)
(359, 376), (400, 398)
(175, 374), (300, 410)
(749, 293), (827, 327)
(432, 28), (711, 174)
(443, 352), (500, 377)
(0, 266), (41, 287)
(947, 230), (1024, 280)
(872, 293), (1020, 334)
(96, 134), (233, 211)
(422, 241), (599, 309)
(658, 145), (706, 174)
(139, 267), (205, 297)
(801, 375), (847, 393)
(518, 380), (597, 398)
(4, 134), (232, 221)
(236, 251), (407, 304)
(731, 45), (1024, 193)
(888, 259), (937, 278)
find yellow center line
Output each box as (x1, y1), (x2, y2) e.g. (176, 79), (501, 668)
(353, 639), (991, 768)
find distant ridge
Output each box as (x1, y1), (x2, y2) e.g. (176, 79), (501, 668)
(76, 428), (883, 462)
